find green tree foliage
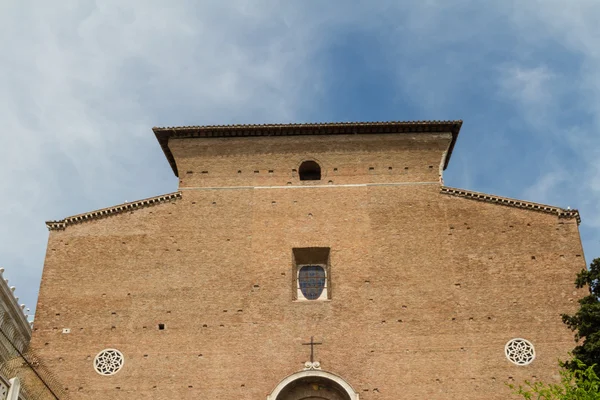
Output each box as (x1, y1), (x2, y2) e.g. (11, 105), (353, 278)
(510, 360), (600, 399)
(511, 258), (600, 399)
(562, 258), (600, 374)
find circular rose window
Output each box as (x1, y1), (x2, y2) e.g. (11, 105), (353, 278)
(94, 349), (124, 375)
(505, 338), (535, 366)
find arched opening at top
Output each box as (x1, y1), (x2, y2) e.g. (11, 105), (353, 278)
(299, 161), (321, 181)
(267, 370), (358, 400)
(277, 376), (350, 400)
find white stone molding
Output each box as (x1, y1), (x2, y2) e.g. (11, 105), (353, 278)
(93, 349), (125, 376)
(0, 269), (31, 341)
(7, 377), (20, 400)
(304, 361), (321, 370)
(505, 338), (535, 366)
(267, 369), (359, 400)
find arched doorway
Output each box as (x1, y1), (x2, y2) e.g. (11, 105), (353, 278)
(267, 370), (358, 400)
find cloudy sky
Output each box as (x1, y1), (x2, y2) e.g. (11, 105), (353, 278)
(1, 1), (599, 317)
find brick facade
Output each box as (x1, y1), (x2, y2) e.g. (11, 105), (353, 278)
(30, 122), (586, 399)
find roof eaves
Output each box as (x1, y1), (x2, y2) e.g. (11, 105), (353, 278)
(153, 120), (463, 177)
(46, 192), (182, 231)
(440, 186), (581, 224)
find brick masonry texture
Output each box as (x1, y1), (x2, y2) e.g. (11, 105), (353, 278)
(30, 132), (586, 399)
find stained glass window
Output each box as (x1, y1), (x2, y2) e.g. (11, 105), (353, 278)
(298, 265), (326, 300)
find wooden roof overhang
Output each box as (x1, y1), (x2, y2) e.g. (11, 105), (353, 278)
(153, 120), (463, 177)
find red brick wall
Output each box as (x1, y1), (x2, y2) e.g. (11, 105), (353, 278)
(30, 134), (585, 399)
(171, 133), (450, 187)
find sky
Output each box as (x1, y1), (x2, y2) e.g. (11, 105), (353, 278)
(1, 1), (599, 318)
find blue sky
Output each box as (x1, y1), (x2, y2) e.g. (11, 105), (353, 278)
(1, 1), (599, 317)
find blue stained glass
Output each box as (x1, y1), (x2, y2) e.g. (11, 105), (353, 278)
(298, 265), (326, 300)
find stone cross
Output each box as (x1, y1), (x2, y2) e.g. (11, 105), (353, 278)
(302, 336), (322, 363)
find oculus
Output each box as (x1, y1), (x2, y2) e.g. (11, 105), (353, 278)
(94, 348), (125, 376)
(505, 338), (535, 366)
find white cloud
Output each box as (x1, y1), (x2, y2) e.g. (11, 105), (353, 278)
(1, 0), (600, 315)
(0, 1), (335, 312)
(500, 0), (600, 258)
(522, 170), (568, 205)
(498, 65), (555, 110)
(0, 0), (397, 312)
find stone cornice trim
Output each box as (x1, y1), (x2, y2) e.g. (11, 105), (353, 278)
(441, 186), (581, 224)
(153, 120), (463, 177)
(0, 269), (31, 339)
(46, 192), (182, 231)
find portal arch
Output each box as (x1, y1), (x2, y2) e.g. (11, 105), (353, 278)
(267, 370), (359, 400)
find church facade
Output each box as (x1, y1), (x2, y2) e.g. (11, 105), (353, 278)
(30, 121), (585, 399)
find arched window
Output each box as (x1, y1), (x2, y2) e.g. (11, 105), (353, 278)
(267, 370), (359, 400)
(298, 265), (327, 300)
(293, 247), (330, 301)
(299, 160), (321, 181)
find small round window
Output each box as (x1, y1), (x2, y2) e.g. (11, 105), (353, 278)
(298, 265), (326, 300)
(505, 338), (535, 366)
(299, 161), (321, 181)
(94, 349), (125, 376)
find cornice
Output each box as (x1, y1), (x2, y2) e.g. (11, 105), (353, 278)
(441, 186), (581, 224)
(0, 269), (31, 340)
(46, 192), (182, 231)
(153, 120), (463, 177)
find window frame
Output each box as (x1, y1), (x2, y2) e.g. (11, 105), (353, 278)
(292, 247), (331, 302)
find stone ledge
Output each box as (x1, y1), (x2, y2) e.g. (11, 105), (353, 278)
(45, 192), (182, 231)
(440, 186), (581, 224)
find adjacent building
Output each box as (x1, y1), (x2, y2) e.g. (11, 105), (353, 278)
(0, 268), (31, 399)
